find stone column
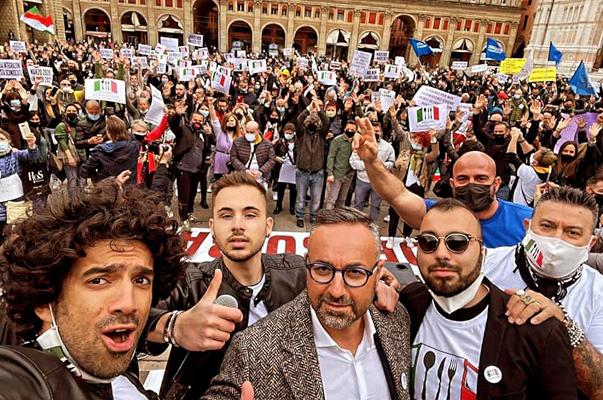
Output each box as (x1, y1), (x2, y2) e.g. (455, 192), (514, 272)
(219, 0), (228, 52)
(381, 11), (393, 51)
(147, 1), (157, 46)
(440, 17), (457, 66)
(72, 0), (83, 42)
(408, 14), (426, 66)
(183, 0), (193, 40)
(16, 0), (28, 41)
(286, 3), (295, 47)
(506, 21), (518, 57)
(109, 0), (120, 43)
(252, 0), (262, 54)
(47, 0), (66, 42)
(471, 19), (488, 65)
(318, 5), (329, 56)
(347, 10), (362, 62)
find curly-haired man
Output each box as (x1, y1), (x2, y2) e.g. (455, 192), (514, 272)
(0, 180), (187, 400)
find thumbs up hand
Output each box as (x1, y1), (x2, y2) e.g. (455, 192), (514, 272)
(173, 269), (244, 351)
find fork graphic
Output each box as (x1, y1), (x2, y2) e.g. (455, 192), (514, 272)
(446, 359), (458, 400)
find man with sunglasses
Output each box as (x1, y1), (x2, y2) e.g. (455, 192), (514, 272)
(401, 198), (577, 399)
(203, 207), (412, 400)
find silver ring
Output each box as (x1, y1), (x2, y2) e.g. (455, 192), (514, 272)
(516, 289), (526, 296)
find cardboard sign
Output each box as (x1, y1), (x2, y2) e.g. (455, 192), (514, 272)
(317, 71), (337, 86)
(100, 48), (113, 59)
(138, 44), (152, 56)
(0, 60), (23, 79)
(248, 59), (267, 75)
(349, 50), (372, 76)
(499, 58), (526, 74)
(363, 68), (380, 82)
(120, 48), (134, 59)
(408, 104), (448, 132)
(379, 89), (396, 111)
(210, 70), (232, 94)
(384, 64), (401, 79)
(145, 84), (165, 126)
(412, 86), (462, 111)
(395, 56), (406, 67)
(187, 34), (204, 47)
(528, 67), (557, 82)
(27, 66), (53, 86)
(84, 79), (126, 104)
(9, 41), (26, 53)
(374, 51), (390, 63)
(451, 61), (468, 70)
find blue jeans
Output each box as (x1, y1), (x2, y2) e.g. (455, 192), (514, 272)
(354, 179), (382, 223)
(295, 169), (324, 220)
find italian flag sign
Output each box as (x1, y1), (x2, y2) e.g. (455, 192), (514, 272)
(20, 7), (54, 35)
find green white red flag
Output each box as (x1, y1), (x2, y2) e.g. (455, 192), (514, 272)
(20, 7), (54, 35)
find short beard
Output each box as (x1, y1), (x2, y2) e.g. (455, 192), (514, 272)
(221, 239), (264, 263)
(312, 292), (371, 330)
(424, 252), (482, 298)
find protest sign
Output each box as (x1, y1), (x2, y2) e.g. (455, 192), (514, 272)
(554, 112), (599, 153)
(374, 51), (389, 63)
(176, 59), (192, 68)
(192, 65), (207, 76)
(231, 58), (247, 72)
(329, 61), (341, 71)
(27, 66), (53, 86)
(120, 48), (134, 59)
(384, 64), (401, 79)
(451, 61), (468, 70)
(408, 104), (448, 132)
(283, 48), (293, 57)
(236, 50), (246, 59)
(198, 47), (209, 59)
(137, 56), (148, 69)
(155, 43), (167, 55)
(217, 65), (232, 76)
(248, 59), (267, 75)
(268, 48), (278, 57)
(85, 79), (126, 104)
(349, 50), (372, 76)
(145, 84), (165, 126)
(317, 71), (337, 86)
(211, 70), (232, 94)
(528, 67), (557, 82)
(138, 44), (151, 56)
(0, 60), (23, 79)
(178, 67), (195, 82)
(412, 86), (462, 111)
(179, 46), (189, 55)
(160, 37), (179, 51)
(10, 41), (27, 53)
(363, 68), (380, 82)
(499, 58), (526, 74)
(495, 73), (508, 83)
(456, 103), (473, 122)
(297, 57), (309, 70)
(395, 56), (406, 67)
(100, 48), (113, 59)
(470, 64), (488, 74)
(223, 52), (234, 61)
(167, 52), (183, 65)
(401, 67), (415, 82)
(379, 89), (396, 111)
(157, 62), (167, 74)
(187, 34), (204, 47)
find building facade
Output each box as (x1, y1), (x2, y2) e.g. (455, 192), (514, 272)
(512, 0), (539, 57)
(2, 0), (523, 66)
(526, 0), (603, 78)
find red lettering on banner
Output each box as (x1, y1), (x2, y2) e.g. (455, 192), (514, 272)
(380, 241), (399, 262)
(266, 235), (296, 254)
(302, 237), (309, 250)
(400, 244), (418, 265)
(208, 242), (222, 258)
(184, 231), (209, 256)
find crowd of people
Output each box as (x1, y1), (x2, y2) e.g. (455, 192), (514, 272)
(0, 36), (602, 400)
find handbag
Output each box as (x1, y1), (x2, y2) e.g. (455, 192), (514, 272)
(5, 200), (31, 224)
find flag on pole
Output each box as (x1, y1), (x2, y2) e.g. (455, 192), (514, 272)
(20, 7), (54, 35)
(548, 42), (563, 65)
(569, 61), (597, 96)
(409, 38), (433, 57)
(485, 38), (506, 61)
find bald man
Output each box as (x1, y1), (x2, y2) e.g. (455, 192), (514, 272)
(353, 117), (532, 248)
(230, 120), (276, 184)
(75, 100), (106, 160)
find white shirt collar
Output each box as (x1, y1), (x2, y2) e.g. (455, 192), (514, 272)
(310, 307), (376, 350)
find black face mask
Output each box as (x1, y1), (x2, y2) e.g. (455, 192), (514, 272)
(344, 130), (355, 138)
(70, 79), (77, 86)
(493, 135), (507, 145)
(29, 122), (39, 128)
(307, 124), (318, 132)
(454, 183), (495, 212)
(269, 117), (279, 123)
(226, 125), (236, 132)
(66, 114), (78, 125)
(560, 154), (575, 163)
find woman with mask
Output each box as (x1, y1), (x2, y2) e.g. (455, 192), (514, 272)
(130, 115), (169, 187)
(551, 141), (581, 187)
(54, 103), (82, 198)
(21, 112), (51, 212)
(273, 123), (297, 215)
(209, 97), (241, 180)
(191, 111), (215, 209)
(1, 82), (30, 148)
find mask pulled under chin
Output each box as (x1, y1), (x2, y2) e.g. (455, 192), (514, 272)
(429, 271), (486, 314)
(522, 228), (589, 279)
(36, 305), (111, 384)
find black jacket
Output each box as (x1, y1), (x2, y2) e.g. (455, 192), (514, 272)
(79, 140), (140, 183)
(399, 279), (577, 400)
(168, 114), (197, 162)
(142, 254), (307, 400)
(0, 346), (157, 400)
(75, 116), (107, 159)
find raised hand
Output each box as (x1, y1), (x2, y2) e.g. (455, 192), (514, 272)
(353, 116), (379, 163)
(576, 116), (586, 130)
(589, 123), (602, 141)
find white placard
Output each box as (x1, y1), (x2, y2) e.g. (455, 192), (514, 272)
(349, 50), (372, 76)
(223, 52), (234, 61)
(363, 68), (380, 82)
(451, 61), (468, 70)
(268, 49), (278, 57)
(217, 65), (231, 76)
(179, 46), (189, 55)
(178, 67), (195, 82)
(84, 79), (126, 104)
(27, 66), (53, 86)
(0, 173), (24, 203)
(9, 41), (26, 53)
(297, 57), (308, 70)
(155, 44), (167, 55)
(329, 61), (341, 71)
(176, 59), (192, 68)
(0, 60), (23, 79)
(470, 64), (488, 74)
(210, 71), (232, 94)
(456, 103), (473, 122)
(198, 48), (209, 59)
(236, 50), (247, 59)
(248, 59), (267, 75)
(395, 56), (406, 67)
(145, 85), (165, 126)
(412, 86), (462, 111)
(167, 52), (183, 65)
(138, 44), (152, 56)
(100, 48), (113, 59)
(187, 34), (204, 47)
(317, 71), (337, 86)
(384, 64), (401, 79)
(18, 122), (32, 140)
(379, 89), (396, 111)
(120, 48), (134, 59)
(160, 37), (179, 51)
(401, 67), (415, 82)
(231, 58), (248, 72)
(157, 62), (167, 74)
(408, 104), (448, 132)
(374, 51), (389, 63)
(283, 48), (293, 57)
(137, 56), (148, 69)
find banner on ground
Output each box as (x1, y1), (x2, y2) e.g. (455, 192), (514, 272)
(384, 64), (401, 79)
(85, 79), (126, 104)
(145, 84), (165, 126)
(210, 70), (232, 94)
(528, 67), (557, 82)
(412, 86), (462, 111)
(317, 71), (337, 86)
(349, 50), (372, 76)
(363, 68), (380, 82)
(27, 66), (53, 86)
(187, 34), (204, 47)
(248, 59), (267, 75)
(451, 61), (468, 70)
(138, 44), (152, 56)
(500, 58), (526, 74)
(9, 41), (27, 53)
(0, 60), (24, 79)
(408, 104), (448, 132)
(374, 51), (389, 63)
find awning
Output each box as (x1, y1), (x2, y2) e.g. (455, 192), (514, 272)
(121, 24), (148, 32)
(358, 31), (379, 49)
(453, 38), (474, 52)
(327, 29), (350, 46)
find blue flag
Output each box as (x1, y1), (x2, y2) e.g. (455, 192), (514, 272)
(485, 38), (506, 61)
(548, 42), (563, 64)
(569, 61), (596, 96)
(409, 38), (433, 57)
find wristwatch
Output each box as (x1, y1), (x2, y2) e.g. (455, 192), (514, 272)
(430, 137), (438, 144)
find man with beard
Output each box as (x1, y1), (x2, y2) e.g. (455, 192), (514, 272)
(353, 117), (532, 247)
(0, 180), (186, 399)
(203, 207), (412, 400)
(400, 198), (577, 399)
(142, 171), (307, 400)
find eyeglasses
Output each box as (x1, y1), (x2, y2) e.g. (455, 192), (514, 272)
(306, 261), (378, 288)
(416, 233), (482, 254)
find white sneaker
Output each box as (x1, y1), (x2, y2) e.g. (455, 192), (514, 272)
(385, 237), (394, 249)
(383, 214), (390, 222)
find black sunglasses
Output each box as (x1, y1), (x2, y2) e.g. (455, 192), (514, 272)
(416, 233), (482, 254)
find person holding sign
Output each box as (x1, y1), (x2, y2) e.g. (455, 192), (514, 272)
(1, 81), (31, 148)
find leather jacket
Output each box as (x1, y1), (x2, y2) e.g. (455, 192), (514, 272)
(0, 345), (158, 400)
(142, 254), (307, 400)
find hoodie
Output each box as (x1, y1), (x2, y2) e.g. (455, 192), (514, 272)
(79, 140), (140, 184)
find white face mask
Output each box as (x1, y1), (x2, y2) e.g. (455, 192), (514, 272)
(245, 133), (256, 142)
(522, 228), (590, 279)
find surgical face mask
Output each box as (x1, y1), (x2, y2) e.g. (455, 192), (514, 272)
(66, 113), (78, 125)
(277, 106), (285, 113)
(245, 133), (256, 142)
(514, 94), (522, 100)
(200, 110), (209, 118)
(69, 79), (77, 86)
(0, 141), (11, 156)
(284, 132), (295, 141)
(411, 142), (422, 151)
(307, 124), (318, 132)
(453, 183), (495, 212)
(522, 228), (590, 279)
(87, 113), (100, 121)
(326, 110), (336, 118)
(9, 99), (21, 109)
(430, 271), (486, 314)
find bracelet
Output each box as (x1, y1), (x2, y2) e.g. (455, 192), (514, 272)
(162, 311), (178, 344)
(167, 311), (184, 347)
(518, 139), (525, 144)
(556, 302), (585, 348)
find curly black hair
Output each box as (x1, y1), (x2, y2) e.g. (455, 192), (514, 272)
(0, 180), (187, 340)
